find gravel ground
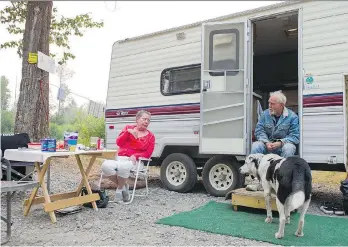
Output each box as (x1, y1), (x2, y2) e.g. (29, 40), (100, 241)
(1, 157), (347, 246)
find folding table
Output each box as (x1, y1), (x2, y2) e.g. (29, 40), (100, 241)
(3, 149), (117, 223)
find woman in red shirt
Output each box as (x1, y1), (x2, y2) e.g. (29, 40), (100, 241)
(101, 110), (155, 203)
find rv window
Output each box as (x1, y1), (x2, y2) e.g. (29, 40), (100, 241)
(209, 29), (239, 76)
(160, 64), (201, 96)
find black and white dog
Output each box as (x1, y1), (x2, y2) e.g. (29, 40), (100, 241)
(239, 153), (312, 239)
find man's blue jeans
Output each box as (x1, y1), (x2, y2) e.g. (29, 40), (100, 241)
(250, 141), (296, 158)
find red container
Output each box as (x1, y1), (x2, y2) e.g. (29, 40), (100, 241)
(28, 142), (41, 150)
(97, 138), (104, 150)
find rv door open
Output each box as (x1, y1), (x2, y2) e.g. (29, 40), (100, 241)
(200, 21), (250, 155)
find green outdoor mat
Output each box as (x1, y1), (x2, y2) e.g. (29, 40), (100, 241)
(156, 201), (348, 246)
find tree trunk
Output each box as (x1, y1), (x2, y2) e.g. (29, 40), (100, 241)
(14, 1), (53, 142)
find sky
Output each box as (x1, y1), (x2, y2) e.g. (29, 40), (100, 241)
(0, 1), (280, 108)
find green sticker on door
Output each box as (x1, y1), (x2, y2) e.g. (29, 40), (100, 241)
(304, 74), (319, 89)
(305, 75), (314, 84)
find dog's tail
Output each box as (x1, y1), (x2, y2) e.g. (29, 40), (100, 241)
(290, 158), (312, 210)
(290, 191), (305, 210)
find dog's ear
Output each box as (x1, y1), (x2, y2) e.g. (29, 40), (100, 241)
(269, 158), (282, 167)
(252, 158), (259, 169)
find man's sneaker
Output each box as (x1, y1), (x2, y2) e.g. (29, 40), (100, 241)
(122, 184), (130, 202)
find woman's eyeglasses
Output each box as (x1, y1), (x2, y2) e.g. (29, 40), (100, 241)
(140, 117), (150, 122)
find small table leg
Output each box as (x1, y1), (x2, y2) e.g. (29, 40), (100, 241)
(47, 165), (51, 193)
(75, 155), (98, 211)
(23, 160), (57, 223)
(75, 155), (97, 196)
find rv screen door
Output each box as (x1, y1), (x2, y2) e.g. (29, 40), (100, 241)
(200, 21), (249, 155)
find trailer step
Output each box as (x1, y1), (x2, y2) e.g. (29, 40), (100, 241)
(230, 188), (278, 212)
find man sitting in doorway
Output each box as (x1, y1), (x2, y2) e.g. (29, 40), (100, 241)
(251, 90), (299, 157)
(247, 90), (300, 191)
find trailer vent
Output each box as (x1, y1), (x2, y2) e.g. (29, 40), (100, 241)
(176, 32), (186, 40)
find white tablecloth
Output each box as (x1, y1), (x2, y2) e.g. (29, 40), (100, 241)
(4, 149), (117, 163)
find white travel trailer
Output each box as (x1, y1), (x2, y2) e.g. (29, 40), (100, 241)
(105, 0), (348, 197)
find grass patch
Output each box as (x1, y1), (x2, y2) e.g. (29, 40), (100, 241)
(157, 201), (348, 246)
(312, 171), (346, 187)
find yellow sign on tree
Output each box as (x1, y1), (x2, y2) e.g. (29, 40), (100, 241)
(28, 52), (38, 64)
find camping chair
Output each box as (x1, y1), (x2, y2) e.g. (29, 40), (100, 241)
(124, 157), (152, 205)
(1, 159), (36, 181)
(1, 159), (50, 190)
(1, 179), (39, 244)
(1, 132), (51, 192)
(98, 157), (152, 204)
(1, 151), (39, 244)
(1, 133), (34, 182)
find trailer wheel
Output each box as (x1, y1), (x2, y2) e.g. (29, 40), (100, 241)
(160, 153), (197, 193)
(202, 155), (240, 197)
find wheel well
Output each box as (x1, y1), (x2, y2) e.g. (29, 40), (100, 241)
(160, 145), (199, 159)
(160, 145), (213, 159)
(159, 146), (243, 168)
(159, 147), (241, 169)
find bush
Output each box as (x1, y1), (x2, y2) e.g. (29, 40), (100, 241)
(49, 110), (105, 147)
(75, 113), (105, 146)
(1, 110), (15, 134)
(49, 122), (77, 140)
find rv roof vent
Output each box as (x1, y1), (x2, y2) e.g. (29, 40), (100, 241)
(176, 32), (186, 40)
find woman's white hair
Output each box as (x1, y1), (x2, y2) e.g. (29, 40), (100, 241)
(136, 110), (151, 120)
(270, 90), (287, 105)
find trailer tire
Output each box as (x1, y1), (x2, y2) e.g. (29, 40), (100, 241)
(202, 155), (240, 197)
(160, 153), (197, 193)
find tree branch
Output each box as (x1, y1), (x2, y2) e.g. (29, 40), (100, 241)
(10, 1), (22, 18)
(1, 2), (104, 64)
